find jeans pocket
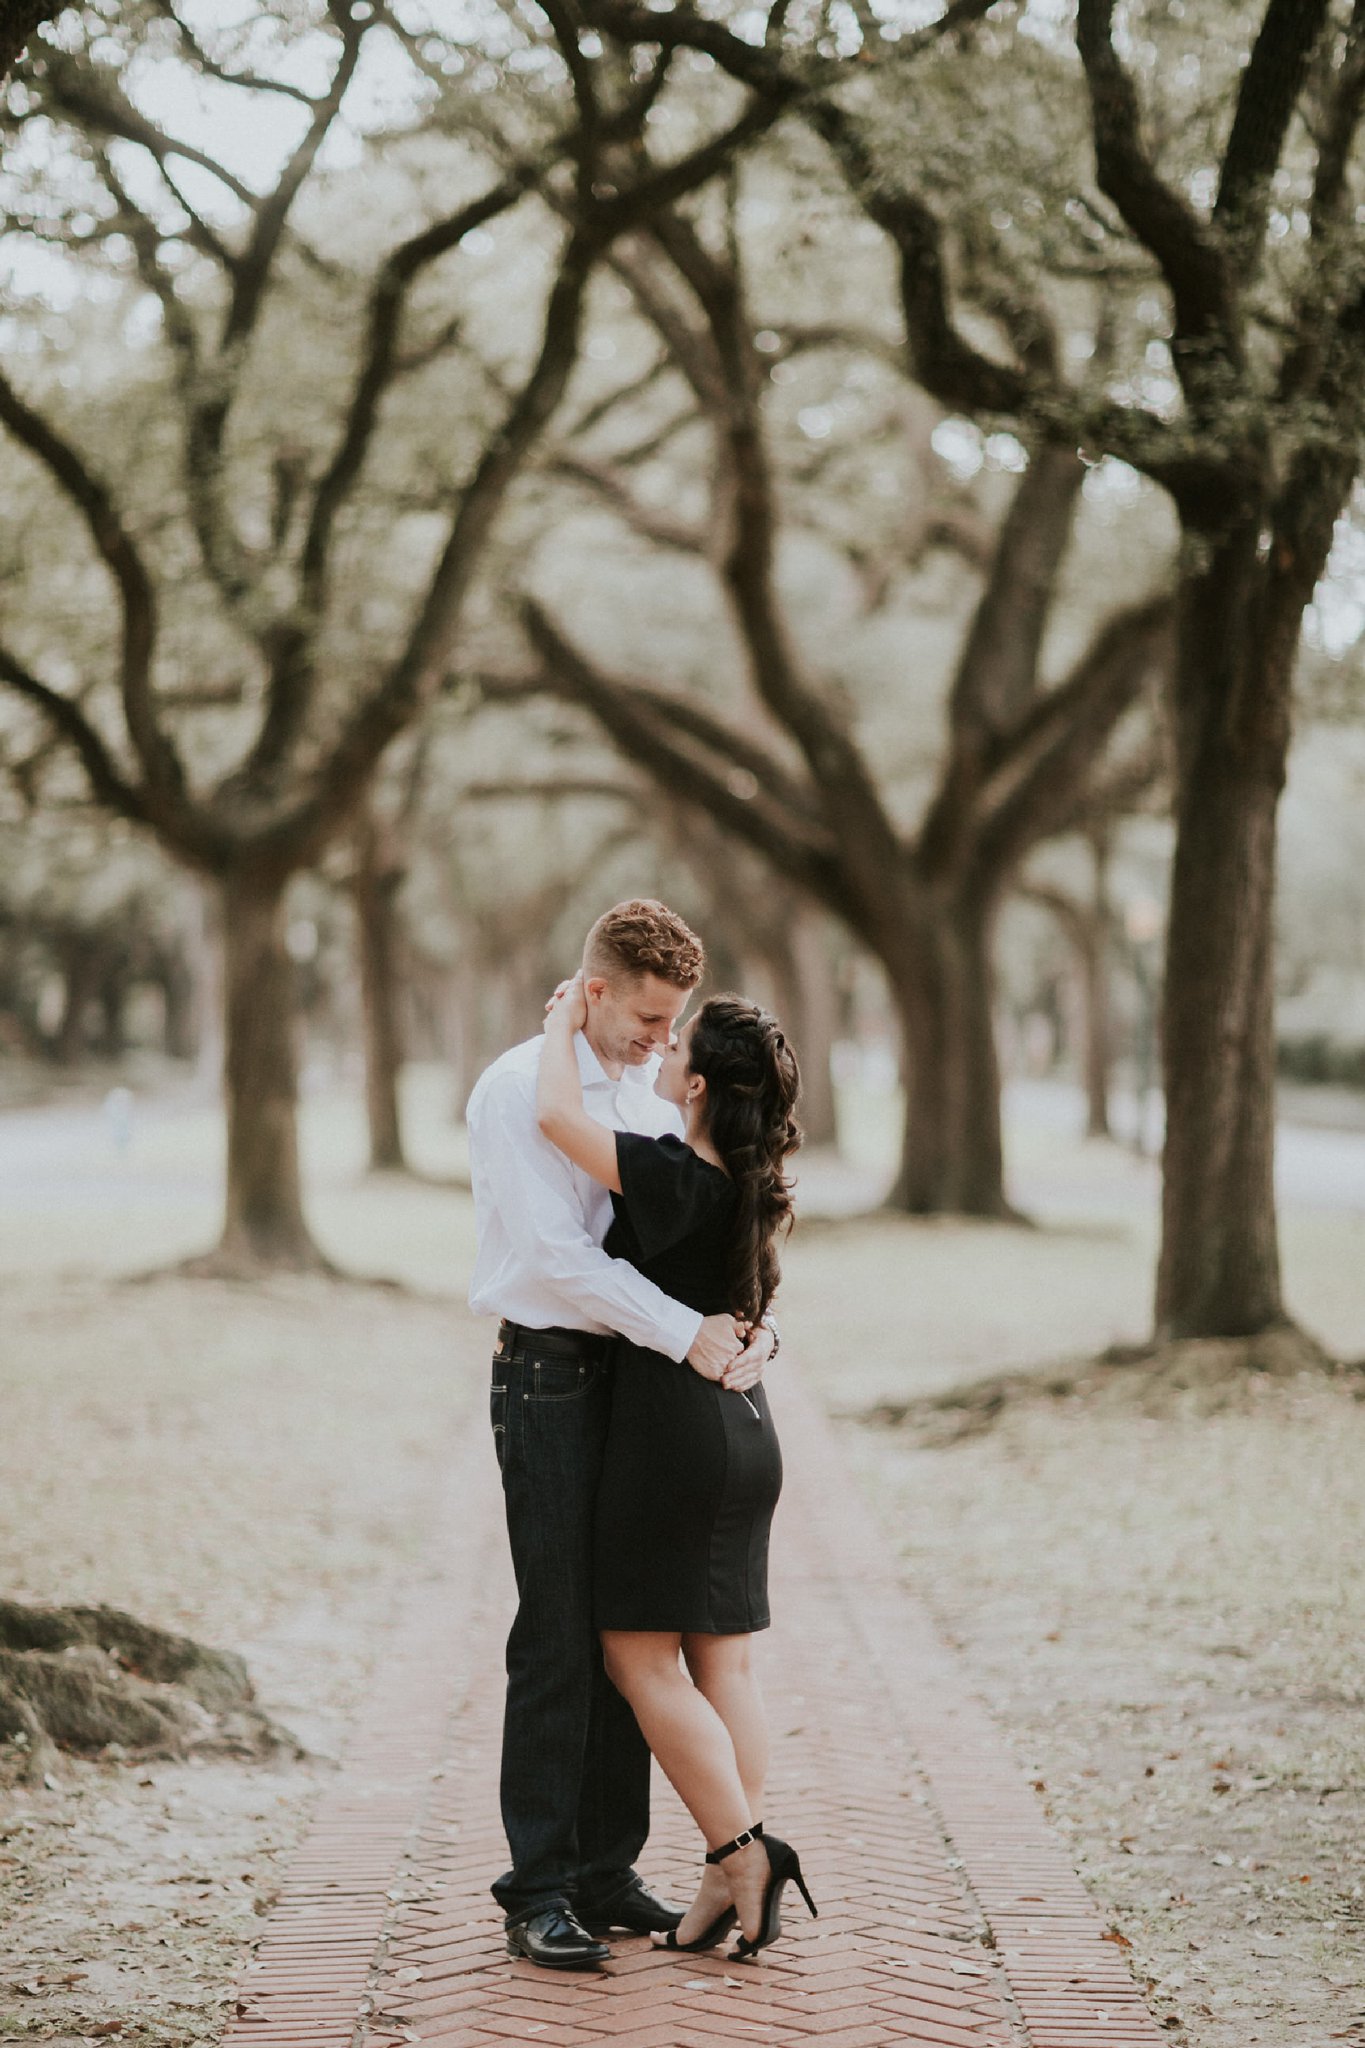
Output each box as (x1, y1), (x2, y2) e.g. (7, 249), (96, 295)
(490, 1380), (508, 1469)
(527, 1356), (600, 1403)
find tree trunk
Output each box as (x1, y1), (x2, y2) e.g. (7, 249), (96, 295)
(747, 908), (838, 1149)
(352, 811), (407, 1173)
(784, 909), (838, 1148)
(192, 884), (225, 1093)
(160, 945), (198, 1061)
(94, 967), (129, 1059)
(886, 891), (1012, 1216)
(1082, 831), (1114, 1139)
(1156, 536), (1289, 1337)
(53, 936), (102, 1063)
(215, 867), (326, 1271)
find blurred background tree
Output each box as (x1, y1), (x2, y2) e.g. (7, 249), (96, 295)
(0, 0), (786, 1266)
(585, 0), (1365, 1353)
(491, 143), (1174, 1217)
(1, 0), (1364, 1368)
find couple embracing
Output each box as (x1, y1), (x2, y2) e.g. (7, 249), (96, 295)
(466, 899), (816, 1970)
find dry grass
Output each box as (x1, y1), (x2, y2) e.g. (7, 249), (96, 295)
(790, 1088), (1365, 2048)
(0, 1070), (482, 2043)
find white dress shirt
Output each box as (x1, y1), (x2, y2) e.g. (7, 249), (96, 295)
(466, 1030), (703, 1363)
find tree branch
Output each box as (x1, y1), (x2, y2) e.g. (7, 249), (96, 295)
(1310, 0), (1365, 231)
(237, 173), (534, 787)
(605, 243), (728, 410)
(914, 442), (1087, 880)
(585, 0), (995, 91)
(545, 451), (707, 553)
(0, 647), (151, 828)
(522, 597), (828, 831)
(218, 11), (366, 357)
(148, 0), (318, 105)
(805, 103), (1036, 417)
(972, 595), (1174, 879)
(0, 369), (187, 809)
(946, 441), (1086, 734)
(1277, 0), (1365, 405)
(169, 8), (368, 621)
(257, 227), (602, 870)
(1214, 0), (1333, 269)
(37, 47), (257, 205)
(515, 603), (848, 908)
(1074, 0), (1238, 383)
(461, 774), (640, 803)
(646, 207), (911, 904)
(537, 0), (604, 211)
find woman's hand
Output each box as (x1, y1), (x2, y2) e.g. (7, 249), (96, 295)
(545, 970), (588, 1035)
(721, 1319), (774, 1394)
(686, 1313), (746, 1382)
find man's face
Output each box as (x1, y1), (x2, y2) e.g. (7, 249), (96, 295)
(585, 970), (691, 1071)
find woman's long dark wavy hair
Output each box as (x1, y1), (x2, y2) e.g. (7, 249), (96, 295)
(688, 994), (802, 1324)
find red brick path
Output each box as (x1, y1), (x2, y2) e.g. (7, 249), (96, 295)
(224, 1362), (1166, 2048)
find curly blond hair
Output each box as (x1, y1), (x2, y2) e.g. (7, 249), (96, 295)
(583, 899), (705, 989)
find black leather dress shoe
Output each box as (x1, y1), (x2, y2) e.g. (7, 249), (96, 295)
(505, 1904), (610, 1970)
(578, 1873), (685, 1936)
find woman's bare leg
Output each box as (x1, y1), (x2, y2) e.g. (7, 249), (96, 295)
(600, 1629), (768, 1943)
(683, 1632), (768, 1816)
(670, 1631), (769, 1942)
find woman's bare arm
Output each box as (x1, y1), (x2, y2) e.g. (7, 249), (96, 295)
(536, 976), (623, 1192)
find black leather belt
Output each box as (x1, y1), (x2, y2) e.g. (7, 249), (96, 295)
(496, 1320), (614, 1361)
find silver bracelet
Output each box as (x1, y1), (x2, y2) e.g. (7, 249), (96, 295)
(762, 1315), (781, 1361)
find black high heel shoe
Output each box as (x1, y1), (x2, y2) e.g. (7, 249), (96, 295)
(652, 1823), (765, 1953)
(727, 1831), (817, 1960)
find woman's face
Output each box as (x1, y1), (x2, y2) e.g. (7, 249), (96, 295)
(654, 1014), (698, 1110)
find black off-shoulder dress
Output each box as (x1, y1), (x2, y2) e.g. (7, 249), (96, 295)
(593, 1131), (783, 1636)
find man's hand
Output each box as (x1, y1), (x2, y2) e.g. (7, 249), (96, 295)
(722, 1319), (775, 1394)
(687, 1312), (745, 1381)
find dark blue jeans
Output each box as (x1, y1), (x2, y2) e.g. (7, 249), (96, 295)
(489, 1332), (651, 1924)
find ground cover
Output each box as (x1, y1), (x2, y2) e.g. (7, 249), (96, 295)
(787, 1108), (1365, 2048)
(0, 1071), (1361, 2044)
(0, 1271), (473, 2045)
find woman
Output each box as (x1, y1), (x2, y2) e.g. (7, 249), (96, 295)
(537, 975), (816, 1961)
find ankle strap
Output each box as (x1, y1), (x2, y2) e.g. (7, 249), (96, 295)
(705, 1821), (764, 1864)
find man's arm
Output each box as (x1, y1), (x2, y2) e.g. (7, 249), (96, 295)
(471, 1068), (714, 1363)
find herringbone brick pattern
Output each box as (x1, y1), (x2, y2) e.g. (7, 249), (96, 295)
(224, 1360), (1167, 2048)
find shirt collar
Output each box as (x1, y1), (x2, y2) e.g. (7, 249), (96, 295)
(620, 1053), (663, 1094)
(574, 1031), (614, 1090)
(574, 1032), (662, 1095)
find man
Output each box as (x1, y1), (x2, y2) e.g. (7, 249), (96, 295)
(466, 899), (774, 1970)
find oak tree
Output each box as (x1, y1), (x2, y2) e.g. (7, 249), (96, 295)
(0, 0), (782, 1267)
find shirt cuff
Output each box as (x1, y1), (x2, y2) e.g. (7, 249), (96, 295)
(658, 1302), (704, 1364)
